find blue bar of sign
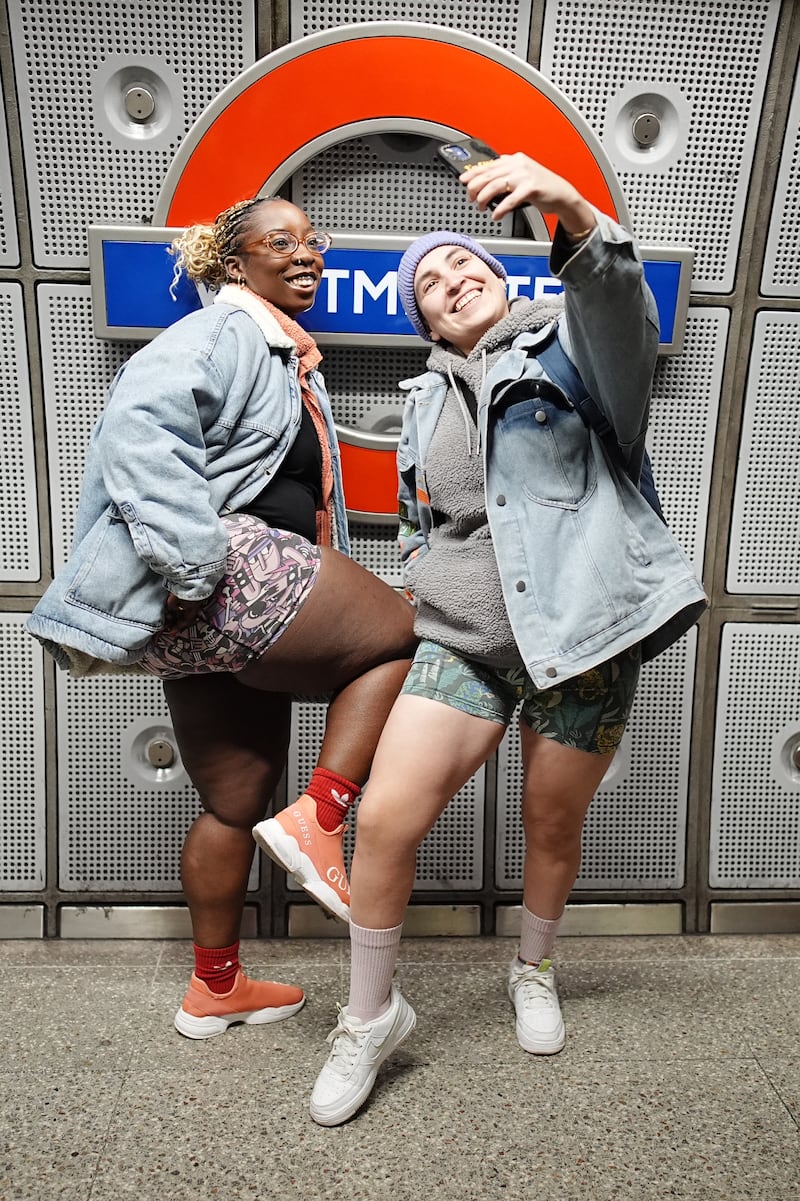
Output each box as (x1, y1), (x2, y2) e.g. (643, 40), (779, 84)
(100, 241), (681, 343)
(102, 241), (202, 328)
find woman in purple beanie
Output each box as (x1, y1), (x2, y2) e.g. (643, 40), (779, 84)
(309, 153), (706, 1126)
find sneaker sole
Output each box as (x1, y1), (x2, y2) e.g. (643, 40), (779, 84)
(253, 818), (350, 924)
(174, 996), (305, 1040)
(309, 1005), (417, 1126)
(514, 1021), (565, 1055)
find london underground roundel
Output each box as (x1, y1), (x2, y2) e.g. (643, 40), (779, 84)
(154, 23), (628, 233)
(91, 24), (691, 519)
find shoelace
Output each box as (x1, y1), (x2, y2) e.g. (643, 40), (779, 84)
(512, 966), (555, 1011)
(325, 1006), (369, 1075)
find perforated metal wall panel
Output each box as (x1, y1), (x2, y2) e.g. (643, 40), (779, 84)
(649, 307), (727, 577)
(762, 66), (800, 297)
(293, 133), (516, 239)
(57, 672), (200, 889)
(711, 624), (800, 888)
(287, 701), (484, 890)
(8, 1), (256, 266)
(540, 0), (779, 293)
(347, 521), (403, 588)
(727, 311), (800, 594)
(321, 342), (417, 439)
(0, 284), (38, 581)
(289, 1), (532, 56)
(0, 615), (45, 890)
(496, 630), (697, 890)
(322, 339), (423, 582)
(38, 285), (136, 568)
(0, 90), (19, 265)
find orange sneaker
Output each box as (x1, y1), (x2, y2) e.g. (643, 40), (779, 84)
(174, 969), (305, 1039)
(252, 794), (350, 923)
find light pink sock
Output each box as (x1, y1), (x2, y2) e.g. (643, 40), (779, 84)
(347, 919), (403, 1020)
(518, 903), (561, 965)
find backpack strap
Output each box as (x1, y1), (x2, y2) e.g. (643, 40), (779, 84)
(535, 332), (614, 440)
(535, 328), (665, 523)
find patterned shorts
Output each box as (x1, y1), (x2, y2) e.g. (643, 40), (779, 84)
(138, 512), (321, 680)
(401, 640), (641, 755)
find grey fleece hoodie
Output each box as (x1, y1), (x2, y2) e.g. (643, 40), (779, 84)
(409, 296), (565, 667)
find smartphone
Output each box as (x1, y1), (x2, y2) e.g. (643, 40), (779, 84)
(437, 138), (509, 208)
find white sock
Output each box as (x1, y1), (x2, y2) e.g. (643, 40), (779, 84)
(347, 919), (403, 1020)
(518, 904), (561, 965)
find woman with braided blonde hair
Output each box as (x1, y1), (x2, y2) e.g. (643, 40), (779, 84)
(28, 195), (417, 1037)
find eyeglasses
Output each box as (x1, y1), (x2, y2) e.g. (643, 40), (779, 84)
(242, 229), (332, 256)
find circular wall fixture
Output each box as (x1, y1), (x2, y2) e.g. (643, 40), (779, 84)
(604, 82), (690, 173)
(771, 724), (800, 793)
(91, 54), (184, 150)
(121, 717), (189, 790)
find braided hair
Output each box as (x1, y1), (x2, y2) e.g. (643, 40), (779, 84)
(169, 196), (278, 293)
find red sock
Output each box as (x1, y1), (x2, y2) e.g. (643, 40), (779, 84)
(305, 767), (360, 831)
(193, 940), (240, 994)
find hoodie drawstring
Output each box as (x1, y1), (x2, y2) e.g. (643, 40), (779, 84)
(447, 350), (487, 458)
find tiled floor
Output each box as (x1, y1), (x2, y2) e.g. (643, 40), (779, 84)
(2, 933), (799, 1201)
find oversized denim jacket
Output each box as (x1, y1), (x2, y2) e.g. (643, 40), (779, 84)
(27, 289), (349, 669)
(396, 212), (707, 689)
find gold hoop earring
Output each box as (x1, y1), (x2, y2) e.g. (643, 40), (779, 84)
(238, 276), (246, 290)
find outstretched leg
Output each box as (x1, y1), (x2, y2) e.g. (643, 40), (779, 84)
(519, 725), (613, 922)
(507, 724), (616, 1056)
(309, 694), (504, 1127)
(164, 673), (304, 1038)
(165, 673), (292, 945)
(244, 546), (417, 920)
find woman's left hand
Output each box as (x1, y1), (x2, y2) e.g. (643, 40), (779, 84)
(162, 593), (206, 632)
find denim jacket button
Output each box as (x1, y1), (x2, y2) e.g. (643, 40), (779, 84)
(515, 580), (526, 592)
(535, 410), (547, 423)
(545, 666), (557, 678)
(496, 494), (507, 506)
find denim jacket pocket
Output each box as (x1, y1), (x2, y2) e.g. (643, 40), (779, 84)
(66, 505), (164, 630)
(492, 395), (595, 508)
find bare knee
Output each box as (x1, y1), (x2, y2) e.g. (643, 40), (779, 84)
(197, 775), (276, 831)
(524, 807), (584, 859)
(355, 791), (427, 861)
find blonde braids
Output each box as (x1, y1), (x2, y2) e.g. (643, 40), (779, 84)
(169, 196), (276, 294)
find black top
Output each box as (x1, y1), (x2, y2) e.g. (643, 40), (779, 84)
(241, 404), (322, 543)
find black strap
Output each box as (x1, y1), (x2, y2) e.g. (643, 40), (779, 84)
(534, 332), (665, 522)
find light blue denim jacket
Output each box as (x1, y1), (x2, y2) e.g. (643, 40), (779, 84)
(396, 212), (707, 688)
(27, 289), (349, 669)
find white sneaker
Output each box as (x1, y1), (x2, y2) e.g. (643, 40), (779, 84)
(507, 957), (565, 1054)
(310, 985), (416, 1126)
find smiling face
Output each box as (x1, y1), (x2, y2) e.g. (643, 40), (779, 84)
(225, 199), (325, 317)
(415, 245), (510, 354)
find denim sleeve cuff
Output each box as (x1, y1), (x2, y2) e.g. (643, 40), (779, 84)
(550, 207), (637, 279)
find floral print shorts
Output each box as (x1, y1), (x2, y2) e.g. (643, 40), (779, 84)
(138, 513), (321, 680)
(401, 639), (641, 755)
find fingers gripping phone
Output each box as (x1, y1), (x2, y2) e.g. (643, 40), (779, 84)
(437, 137), (510, 209)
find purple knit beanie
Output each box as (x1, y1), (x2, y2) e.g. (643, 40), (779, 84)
(397, 231), (507, 340)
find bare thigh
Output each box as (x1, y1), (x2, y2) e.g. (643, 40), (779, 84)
(163, 673), (292, 828)
(236, 545), (417, 695)
(356, 694), (506, 847)
(349, 694), (506, 926)
(519, 722), (615, 833)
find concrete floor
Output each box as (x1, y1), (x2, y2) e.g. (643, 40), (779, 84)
(2, 932), (800, 1201)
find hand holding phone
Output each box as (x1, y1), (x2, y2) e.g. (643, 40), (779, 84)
(437, 138), (510, 210)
